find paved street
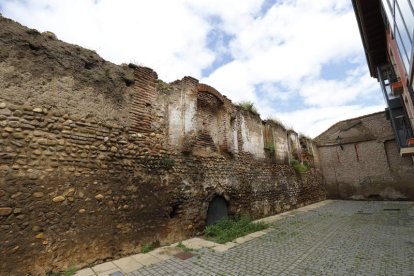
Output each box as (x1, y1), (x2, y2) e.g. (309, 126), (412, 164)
(77, 200), (414, 276)
(127, 200), (414, 276)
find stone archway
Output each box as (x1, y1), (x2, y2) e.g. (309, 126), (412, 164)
(206, 196), (228, 226)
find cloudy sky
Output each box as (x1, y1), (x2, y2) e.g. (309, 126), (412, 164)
(0, 0), (386, 137)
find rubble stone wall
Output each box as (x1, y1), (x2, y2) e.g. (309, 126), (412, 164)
(0, 15), (325, 275)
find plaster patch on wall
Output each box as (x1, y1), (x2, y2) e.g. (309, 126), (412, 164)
(240, 116), (265, 158)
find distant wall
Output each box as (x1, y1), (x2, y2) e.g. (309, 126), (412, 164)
(316, 112), (414, 200)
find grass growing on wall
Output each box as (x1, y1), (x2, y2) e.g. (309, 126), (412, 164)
(204, 217), (268, 244)
(160, 158), (175, 169)
(266, 117), (286, 129)
(264, 143), (275, 154)
(156, 79), (171, 93)
(141, 241), (158, 253)
(290, 159), (308, 173)
(238, 101), (259, 115)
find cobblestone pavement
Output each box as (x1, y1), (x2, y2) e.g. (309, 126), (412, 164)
(127, 201), (414, 276)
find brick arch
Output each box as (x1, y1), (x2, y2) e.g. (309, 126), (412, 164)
(197, 83), (227, 105)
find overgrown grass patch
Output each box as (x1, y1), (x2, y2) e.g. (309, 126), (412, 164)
(204, 217), (268, 244)
(238, 101), (258, 115)
(290, 159), (308, 173)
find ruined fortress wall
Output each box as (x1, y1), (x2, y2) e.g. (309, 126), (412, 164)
(0, 16), (325, 275)
(316, 112), (414, 200)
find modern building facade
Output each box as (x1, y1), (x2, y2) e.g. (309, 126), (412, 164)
(352, 0), (414, 157)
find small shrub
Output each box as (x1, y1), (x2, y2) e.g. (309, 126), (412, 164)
(204, 217), (268, 244)
(290, 159), (308, 173)
(238, 101), (258, 114)
(141, 241), (158, 253)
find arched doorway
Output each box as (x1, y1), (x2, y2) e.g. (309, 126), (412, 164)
(206, 196), (228, 226)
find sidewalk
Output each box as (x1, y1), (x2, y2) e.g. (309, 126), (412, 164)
(75, 200), (332, 276)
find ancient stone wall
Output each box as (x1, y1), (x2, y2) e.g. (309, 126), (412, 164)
(315, 112), (414, 200)
(287, 130), (301, 162)
(0, 16), (325, 275)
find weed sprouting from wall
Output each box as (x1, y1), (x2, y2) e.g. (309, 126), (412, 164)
(290, 159), (308, 173)
(160, 158), (175, 169)
(266, 117), (286, 129)
(238, 101), (258, 115)
(264, 143), (275, 154)
(156, 79), (171, 93)
(141, 241), (159, 253)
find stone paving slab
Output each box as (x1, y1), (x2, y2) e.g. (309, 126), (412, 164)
(180, 237), (218, 249)
(74, 268), (95, 276)
(131, 253), (161, 266)
(112, 256), (143, 273)
(148, 246), (184, 261)
(91, 262), (118, 274)
(97, 268), (121, 276)
(211, 242), (238, 252)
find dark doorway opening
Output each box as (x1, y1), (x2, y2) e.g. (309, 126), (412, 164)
(206, 196), (228, 226)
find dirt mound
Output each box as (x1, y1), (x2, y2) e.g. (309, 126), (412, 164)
(0, 15), (137, 125)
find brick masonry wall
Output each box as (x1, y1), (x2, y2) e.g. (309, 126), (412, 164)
(316, 112), (414, 200)
(195, 92), (221, 152)
(129, 67), (158, 133)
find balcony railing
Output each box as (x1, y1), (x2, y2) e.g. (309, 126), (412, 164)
(378, 65), (414, 156)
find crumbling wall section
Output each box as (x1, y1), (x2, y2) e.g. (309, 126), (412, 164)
(263, 121), (289, 164)
(239, 111), (265, 158)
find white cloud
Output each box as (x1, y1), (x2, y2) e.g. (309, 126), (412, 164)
(298, 66), (379, 107)
(1, 0), (385, 137)
(203, 0), (363, 90)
